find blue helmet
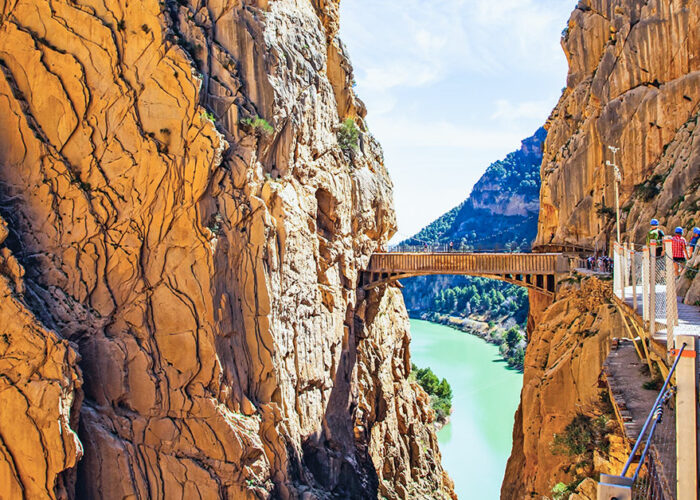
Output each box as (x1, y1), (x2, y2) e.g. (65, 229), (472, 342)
(675, 227), (683, 234)
(650, 219), (659, 226)
(694, 227), (700, 235)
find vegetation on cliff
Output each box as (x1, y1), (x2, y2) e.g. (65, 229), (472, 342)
(411, 364), (453, 424)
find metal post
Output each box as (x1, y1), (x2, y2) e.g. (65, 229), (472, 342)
(613, 242), (621, 299)
(642, 247), (650, 322)
(664, 237), (676, 339)
(606, 146), (622, 244)
(650, 242), (657, 337)
(674, 336), (698, 500)
(631, 247), (637, 312)
(597, 475), (632, 500)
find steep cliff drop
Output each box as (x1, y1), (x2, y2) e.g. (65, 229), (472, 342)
(0, 1), (453, 498)
(503, 0), (700, 498)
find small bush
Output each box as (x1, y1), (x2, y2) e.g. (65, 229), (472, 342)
(201, 110), (216, 123)
(634, 174), (664, 201)
(552, 414), (609, 457)
(117, 20), (126, 31)
(595, 204), (616, 220)
(241, 116), (274, 136)
(337, 118), (359, 152)
(643, 377), (664, 391)
(141, 24), (151, 34)
(551, 482), (570, 500)
(413, 365), (453, 423)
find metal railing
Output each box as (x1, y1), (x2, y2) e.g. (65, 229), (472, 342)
(599, 344), (687, 500)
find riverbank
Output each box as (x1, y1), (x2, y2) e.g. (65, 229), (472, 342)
(410, 311), (526, 371)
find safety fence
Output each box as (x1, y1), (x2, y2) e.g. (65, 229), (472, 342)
(613, 240), (678, 338)
(602, 237), (699, 500)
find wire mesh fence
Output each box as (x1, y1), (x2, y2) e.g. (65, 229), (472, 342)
(653, 254), (667, 322)
(631, 391), (677, 500)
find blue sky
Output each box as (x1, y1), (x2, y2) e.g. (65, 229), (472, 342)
(338, 0), (577, 240)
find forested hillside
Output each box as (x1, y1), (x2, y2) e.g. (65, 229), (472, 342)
(401, 128), (545, 368)
(406, 128), (544, 252)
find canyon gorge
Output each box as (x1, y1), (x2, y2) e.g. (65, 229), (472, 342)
(0, 0), (699, 499)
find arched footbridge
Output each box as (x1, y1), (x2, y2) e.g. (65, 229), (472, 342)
(361, 251), (579, 296)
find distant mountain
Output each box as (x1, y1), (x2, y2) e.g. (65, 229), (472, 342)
(405, 127), (545, 252)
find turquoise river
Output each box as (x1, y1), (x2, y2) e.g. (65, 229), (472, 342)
(409, 319), (523, 499)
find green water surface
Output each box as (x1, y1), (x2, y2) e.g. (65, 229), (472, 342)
(409, 319), (523, 499)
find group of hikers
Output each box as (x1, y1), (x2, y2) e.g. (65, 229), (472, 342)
(585, 255), (613, 273)
(583, 219), (699, 277)
(646, 218), (700, 276)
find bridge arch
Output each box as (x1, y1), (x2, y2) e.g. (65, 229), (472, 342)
(361, 252), (574, 296)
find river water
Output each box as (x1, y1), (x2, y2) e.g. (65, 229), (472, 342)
(409, 319), (523, 499)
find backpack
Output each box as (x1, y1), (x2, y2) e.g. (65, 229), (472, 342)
(647, 228), (664, 245)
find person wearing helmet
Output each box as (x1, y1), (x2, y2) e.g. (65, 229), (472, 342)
(671, 227), (690, 276)
(645, 219), (665, 257)
(689, 227), (700, 258)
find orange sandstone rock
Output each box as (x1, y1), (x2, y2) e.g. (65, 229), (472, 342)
(0, 0), (450, 498)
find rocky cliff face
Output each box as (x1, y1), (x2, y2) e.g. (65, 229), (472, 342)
(506, 1), (700, 498)
(0, 0), (452, 498)
(537, 0), (699, 255)
(502, 282), (628, 499)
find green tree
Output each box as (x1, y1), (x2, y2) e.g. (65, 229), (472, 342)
(505, 327), (523, 350)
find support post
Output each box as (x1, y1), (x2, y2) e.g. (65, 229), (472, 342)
(622, 242), (631, 290)
(613, 243), (622, 299)
(597, 474), (632, 500)
(642, 247), (650, 322)
(650, 242), (657, 337)
(664, 237), (676, 339)
(631, 247), (637, 312)
(674, 335), (698, 500)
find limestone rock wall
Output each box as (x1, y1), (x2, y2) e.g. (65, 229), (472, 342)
(0, 0), (451, 498)
(506, 1), (700, 498)
(0, 216), (82, 500)
(502, 281), (628, 499)
(536, 0), (700, 252)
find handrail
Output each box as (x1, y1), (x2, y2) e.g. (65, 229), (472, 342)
(620, 342), (687, 477)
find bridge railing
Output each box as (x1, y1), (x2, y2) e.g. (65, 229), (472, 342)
(387, 244), (518, 253)
(369, 252), (567, 275)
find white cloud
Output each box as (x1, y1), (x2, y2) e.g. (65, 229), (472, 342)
(491, 98), (558, 121)
(339, 0), (577, 238)
(372, 116), (524, 152)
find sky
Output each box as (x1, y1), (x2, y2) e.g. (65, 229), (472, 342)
(338, 0), (577, 241)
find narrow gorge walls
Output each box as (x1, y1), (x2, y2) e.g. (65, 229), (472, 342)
(0, 0), (452, 498)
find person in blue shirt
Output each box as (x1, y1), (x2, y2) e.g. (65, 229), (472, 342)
(690, 227), (700, 257)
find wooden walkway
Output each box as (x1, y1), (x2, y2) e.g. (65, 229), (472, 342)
(362, 252), (572, 295)
(620, 286), (700, 341)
